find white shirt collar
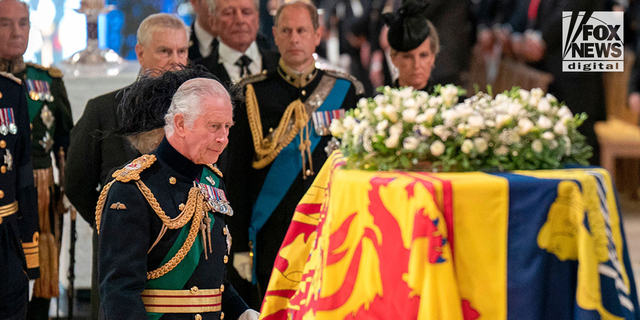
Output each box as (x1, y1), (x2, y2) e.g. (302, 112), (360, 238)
(194, 21), (215, 58)
(218, 40), (262, 83)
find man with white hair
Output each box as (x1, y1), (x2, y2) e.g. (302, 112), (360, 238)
(97, 77), (259, 320)
(65, 12), (190, 320)
(197, 0), (279, 85)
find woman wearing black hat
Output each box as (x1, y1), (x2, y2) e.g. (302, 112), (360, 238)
(384, 1), (439, 92)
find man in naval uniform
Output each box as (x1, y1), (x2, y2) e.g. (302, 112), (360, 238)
(97, 77), (259, 320)
(0, 1), (74, 317)
(0, 72), (39, 320)
(65, 13), (189, 320)
(224, 0), (363, 299)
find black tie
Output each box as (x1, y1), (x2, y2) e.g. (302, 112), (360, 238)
(235, 55), (252, 78)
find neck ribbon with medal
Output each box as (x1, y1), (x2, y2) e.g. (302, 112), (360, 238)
(195, 175), (233, 260)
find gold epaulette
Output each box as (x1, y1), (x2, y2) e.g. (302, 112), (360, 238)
(0, 71), (22, 85)
(323, 69), (364, 96)
(112, 154), (157, 183)
(237, 71), (268, 88)
(26, 62), (63, 78)
(206, 164), (223, 178)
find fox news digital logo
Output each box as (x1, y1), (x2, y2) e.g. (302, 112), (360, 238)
(562, 11), (623, 72)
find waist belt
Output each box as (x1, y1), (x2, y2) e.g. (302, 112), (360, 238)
(0, 201), (18, 224)
(140, 288), (222, 313)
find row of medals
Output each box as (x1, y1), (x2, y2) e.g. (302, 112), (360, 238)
(1, 123), (17, 136)
(198, 183), (234, 216)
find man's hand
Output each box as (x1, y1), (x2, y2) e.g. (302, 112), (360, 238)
(233, 252), (253, 282)
(628, 92), (640, 113)
(239, 309), (260, 320)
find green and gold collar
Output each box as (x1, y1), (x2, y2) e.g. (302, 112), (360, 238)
(277, 59), (318, 88)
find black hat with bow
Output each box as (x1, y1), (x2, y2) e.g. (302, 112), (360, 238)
(383, 0), (431, 52)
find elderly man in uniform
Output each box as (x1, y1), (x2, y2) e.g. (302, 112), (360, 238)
(0, 1), (74, 318)
(96, 77), (259, 320)
(384, 0), (440, 92)
(65, 13), (189, 320)
(0, 72), (39, 320)
(225, 0), (363, 299)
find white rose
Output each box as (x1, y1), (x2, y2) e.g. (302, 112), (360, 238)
(467, 114), (485, 129)
(517, 118), (534, 135)
(537, 98), (551, 113)
(532, 140), (543, 153)
(389, 122), (404, 136)
(537, 115), (553, 129)
(542, 131), (555, 140)
(495, 93), (509, 104)
(373, 95), (385, 105)
(416, 92), (429, 109)
(495, 145), (509, 155)
(563, 136), (572, 156)
(474, 137), (488, 153)
(425, 108), (438, 123)
(399, 87), (413, 99)
(376, 119), (389, 132)
(442, 85), (459, 106)
(329, 119), (345, 138)
(403, 98), (417, 109)
(342, 116), (357, 131)
(507, 103), (522, 116)
(385, 135), (400, 148)
(545, 93), (558, 103)
(509, 131), (521, 144)
(553, 122), (567, 135)
(415, 113), (428, 124)
(403, 136), (420, 150)
(549, 140), (558, 150)
(430, 140), (446, 157)
(418, 125), (432, 136)
(461, 139), (474, 154)
(357, 98), (368, 109)
(518, 89), (530, 102)
(373, 106), (385, 120)
(531, 88), (544, 99)
(433, 125), (451, 140)
(402, 108), (418, 123)
(557, 106), (573, 120)
(496, 114), (512, 129)
(485, 119), (496, 127)
(384, 105), (399, 123)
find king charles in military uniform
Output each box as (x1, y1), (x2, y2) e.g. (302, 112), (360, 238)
(0, 71), (39, 320)
(0, 1), (74, 316)
(97, 77), (259, 320)
(223, 0), (363, 299)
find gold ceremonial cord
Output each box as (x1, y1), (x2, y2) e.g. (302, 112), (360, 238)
(245, 84), (309, 169)
(146, 193), (205, 280)
(135, 181), (198, 229)
(95, 180), (115, 234)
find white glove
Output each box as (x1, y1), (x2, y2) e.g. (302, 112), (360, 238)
(239, 309), (260, 320)
(233, 252), (253, 282)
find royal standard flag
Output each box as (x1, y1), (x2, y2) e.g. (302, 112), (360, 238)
(260, 152), (640, 320)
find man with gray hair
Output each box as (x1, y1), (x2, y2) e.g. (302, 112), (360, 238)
(97, 77), (259, 320)
(197, 0), (279, 85)
(65, 12), (190, 320)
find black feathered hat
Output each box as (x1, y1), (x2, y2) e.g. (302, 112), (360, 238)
(383, 0), (430, 52)
(116, 65), (233, 136)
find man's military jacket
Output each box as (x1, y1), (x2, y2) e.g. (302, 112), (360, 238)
(13, 62), (73, 169)
(0, 72), (39, 318)
(224, 61), (363, 280)
(97, 138), (249, 320)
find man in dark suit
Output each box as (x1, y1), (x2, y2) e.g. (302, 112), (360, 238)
(0, 71), (39, 320)
(225, 0), (363, 300)
(197, 0), (279, 87)
(64, 13), (189, 320)
(189, 0), (218, 61)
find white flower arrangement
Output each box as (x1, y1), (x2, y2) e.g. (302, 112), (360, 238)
(330, 85), (592, 171)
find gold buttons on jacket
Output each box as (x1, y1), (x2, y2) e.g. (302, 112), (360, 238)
(169, 177), (176, 184)
(179, 203), (185, 211)
(222, 227), (227, 235)
(0, 190), (5, 199)
(223, 255), (228, 264)
(1, 166), (6, 174)
(220, 312), (225, 319)
(220, 284), (224, 293)
(0, 140), (6, 148)
(301, 90), (306, 96)
(194, 314), (202, 320)
(0, 92), (3, 99)
(190, 286), (198, 294)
